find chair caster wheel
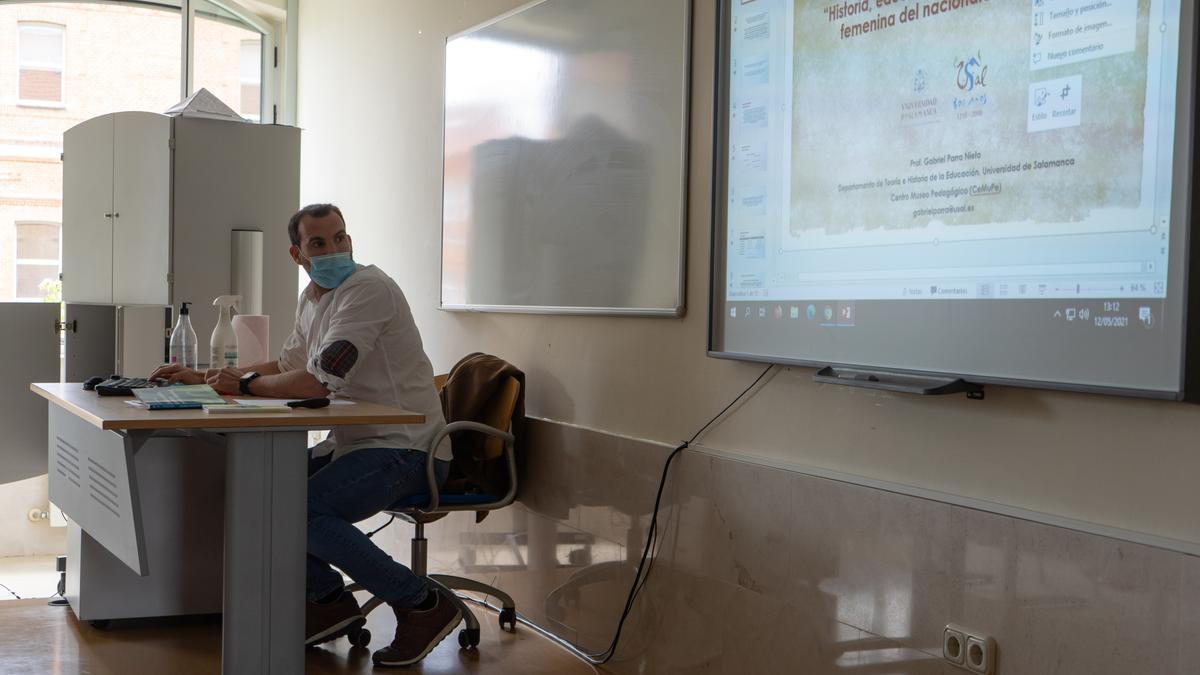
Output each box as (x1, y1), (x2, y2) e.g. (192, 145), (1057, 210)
(88, 619), (111, 630)
(458, 628), (479, 648)
(499, 607), (517, 631)
(348, 626), (371, 648)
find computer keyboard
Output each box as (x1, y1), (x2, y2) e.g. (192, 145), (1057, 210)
(95, 377), (159, 397)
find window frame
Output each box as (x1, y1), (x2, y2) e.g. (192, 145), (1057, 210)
(16, 21), (66, 109)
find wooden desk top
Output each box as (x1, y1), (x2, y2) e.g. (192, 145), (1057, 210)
(30, 383), (425, 432)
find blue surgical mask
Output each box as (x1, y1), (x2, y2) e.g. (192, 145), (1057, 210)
(303, 251), (356, 289)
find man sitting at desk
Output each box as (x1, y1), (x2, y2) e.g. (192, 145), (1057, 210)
(151, 203), (456, 667)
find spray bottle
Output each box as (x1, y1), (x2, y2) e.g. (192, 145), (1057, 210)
(210, 295), (241, 369)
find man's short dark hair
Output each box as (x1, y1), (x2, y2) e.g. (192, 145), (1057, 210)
(288, 203), (345, 246)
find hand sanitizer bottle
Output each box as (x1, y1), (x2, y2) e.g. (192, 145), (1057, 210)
(169, 302), (199, 369)
(209, 295), (241, 369)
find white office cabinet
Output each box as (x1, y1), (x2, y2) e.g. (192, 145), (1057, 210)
(63, 112), (170, 305)
(62, 112), (169, 302)
(62, 112), (301, 363)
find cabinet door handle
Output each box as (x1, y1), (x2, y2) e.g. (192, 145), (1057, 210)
(103, 213), (112, 218)
(112, 213), (119, 218)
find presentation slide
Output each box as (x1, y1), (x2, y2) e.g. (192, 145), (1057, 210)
(798, 0), (1145, 231)
(713, 0), (1194, 395)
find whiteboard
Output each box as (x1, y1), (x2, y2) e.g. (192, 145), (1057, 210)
(440, 0), (690, 316)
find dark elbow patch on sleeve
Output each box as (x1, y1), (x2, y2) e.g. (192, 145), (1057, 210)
(318, 340), (359, 378)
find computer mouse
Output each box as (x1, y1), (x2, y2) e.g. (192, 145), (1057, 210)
(83, 376), (105, 391)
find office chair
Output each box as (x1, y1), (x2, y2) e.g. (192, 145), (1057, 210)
(345, 373), (521, 649)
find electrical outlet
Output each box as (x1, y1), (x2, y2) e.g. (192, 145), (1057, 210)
(943, 625), (966, 665)
(966, 634), (995, 674)
(943, 624), (996, 674)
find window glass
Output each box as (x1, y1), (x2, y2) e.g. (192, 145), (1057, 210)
(18, 23), (65, 104)
(193, 0), (263, 122)
(16, 264), (59, 300)
(19, 24), (63, 63)
(16, 222), (60, 261)
(14, 222), (60, 301)
(239, 39), (262, 119)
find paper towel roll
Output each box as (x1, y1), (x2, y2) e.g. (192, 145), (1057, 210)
(231, 230), (263, 315)
(232, 315), (269, 368)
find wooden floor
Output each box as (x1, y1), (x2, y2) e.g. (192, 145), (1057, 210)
(0, 595), (601, 674)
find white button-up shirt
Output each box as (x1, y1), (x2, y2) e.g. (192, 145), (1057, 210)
(278, 264), (448, 462)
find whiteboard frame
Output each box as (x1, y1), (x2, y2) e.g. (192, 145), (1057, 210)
(438, 0), (693, 318)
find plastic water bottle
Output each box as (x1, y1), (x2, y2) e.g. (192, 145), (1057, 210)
(169, 302), (199, 369)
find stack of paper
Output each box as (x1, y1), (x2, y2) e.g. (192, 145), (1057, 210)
(163, 88), (248, 122)
(129, 385), (226, 409)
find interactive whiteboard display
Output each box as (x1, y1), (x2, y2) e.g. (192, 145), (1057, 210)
(710, 0), (1197, 397)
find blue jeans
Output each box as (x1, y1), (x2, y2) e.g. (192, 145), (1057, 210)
(306, 447), (450, 608)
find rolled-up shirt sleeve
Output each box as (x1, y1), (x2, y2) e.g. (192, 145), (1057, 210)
(277, 325), (306, 372)
(307, 280), (392, 392)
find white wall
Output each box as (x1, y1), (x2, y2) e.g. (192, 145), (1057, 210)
(0, 475), (64, 558)
(297, 0), (1200, 548)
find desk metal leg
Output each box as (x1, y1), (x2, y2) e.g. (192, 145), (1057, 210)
(222, 430), (307, 675)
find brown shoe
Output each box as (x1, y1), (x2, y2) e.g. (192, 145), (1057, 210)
(305, 591), (365, 646)
(372, 588), (463, 667)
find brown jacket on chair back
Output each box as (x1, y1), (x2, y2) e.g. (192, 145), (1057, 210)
(439, 353), (525, 519)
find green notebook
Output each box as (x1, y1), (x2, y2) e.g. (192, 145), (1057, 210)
(132, 384), (226, 406)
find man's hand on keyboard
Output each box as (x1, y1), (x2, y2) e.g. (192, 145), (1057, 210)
(149, 363), (206, 385)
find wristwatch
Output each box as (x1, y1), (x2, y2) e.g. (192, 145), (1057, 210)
(239, 371), (261, 396)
